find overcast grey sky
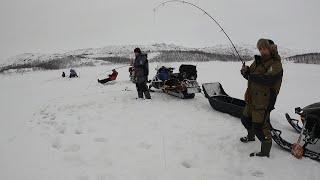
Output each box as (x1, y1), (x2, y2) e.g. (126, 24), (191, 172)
(0, 0), (319, 60)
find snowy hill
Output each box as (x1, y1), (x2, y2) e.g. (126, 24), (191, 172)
(0, 60), (319, 180)
(0, 43), (310, 73)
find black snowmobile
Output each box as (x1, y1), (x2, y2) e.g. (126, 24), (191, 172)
(285, 103), (320, 146)
(149, 64), (201, 99)
(202, 82), (320, 161)
(286, 103), (320, 136)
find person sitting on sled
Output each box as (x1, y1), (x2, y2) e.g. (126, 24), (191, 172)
(240, 39), (283, 158)
(98, 69), (118, 84)
(69, 69), (78, 78)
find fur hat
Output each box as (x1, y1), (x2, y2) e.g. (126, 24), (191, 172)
(257, 38), (278, 56)
(257, 39), (272, 50)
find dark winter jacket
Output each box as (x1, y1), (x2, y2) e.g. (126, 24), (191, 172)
(243, 51), (283, 111)
(134, 54), (149, 83)
(69, 69), (78, 78)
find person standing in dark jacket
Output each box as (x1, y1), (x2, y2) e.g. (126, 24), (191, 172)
(240, 39), (283, 158)
(133, 48), (151, 99)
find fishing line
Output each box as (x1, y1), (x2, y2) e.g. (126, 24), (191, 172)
(153, 0), (244, 65)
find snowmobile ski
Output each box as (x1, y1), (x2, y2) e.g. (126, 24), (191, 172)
(285, 113), (303, 133)
(271, 128), (320, 162)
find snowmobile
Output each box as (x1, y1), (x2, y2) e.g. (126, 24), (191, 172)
(285, 103), (320, 152)
(286, 103), (320, 136)
(202, 82), (320, 161)
(149, 65), (201, 99)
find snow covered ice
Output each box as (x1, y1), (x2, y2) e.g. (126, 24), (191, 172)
(0, 61), (319, 180)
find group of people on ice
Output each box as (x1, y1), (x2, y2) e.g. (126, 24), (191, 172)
(131, 39), (283, 158)
(60, 39), (318, 160)
(62, 69), (79, 78)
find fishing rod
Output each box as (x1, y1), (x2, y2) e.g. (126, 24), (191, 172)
(104, 64), (131, 74)
(153, 0), (245, 65)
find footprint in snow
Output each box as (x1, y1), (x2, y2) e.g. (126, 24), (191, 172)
(63, 144), (81, 153)
(52, 138), (62, 149)
(75, 129), (84, 135)
(76, 175), (89, 180)
(251, 170), (264, 177)
(94, 137), (108, 143)
(56, 126), (66, 134)
(138, 142), (152, 150)
(181, 161), (192, 168)
(7, 136), (16, 143)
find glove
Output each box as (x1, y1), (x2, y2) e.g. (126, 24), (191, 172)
(241, 65), (250, 76)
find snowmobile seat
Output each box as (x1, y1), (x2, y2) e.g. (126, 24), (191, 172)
(179, 64), (197, 80)
(158, 67), (170, 81)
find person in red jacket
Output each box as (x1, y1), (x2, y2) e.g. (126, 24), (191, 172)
(98, 69), (118, 84)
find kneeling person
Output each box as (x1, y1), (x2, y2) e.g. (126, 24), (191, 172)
(69, 69), (78, 78)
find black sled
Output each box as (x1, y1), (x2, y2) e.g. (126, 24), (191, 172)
(202, 82), (245, 118)
(202, 82), (320, 161)
(149, 65), (201, 99)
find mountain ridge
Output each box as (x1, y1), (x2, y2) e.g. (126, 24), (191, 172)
(0, 43), (317, 73)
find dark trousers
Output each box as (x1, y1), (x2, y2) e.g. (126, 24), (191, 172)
(98, 78), (111, 84)
(241, 114), (272, 142)
(69, 74), (78, 78)
(136, 82), (151, 99)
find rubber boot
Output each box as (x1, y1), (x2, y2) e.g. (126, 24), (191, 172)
(144, 91), (151, 99)
(250, 141), (272, 157)
(138, 91), (144, 99)
(240, 129), (255, 143)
